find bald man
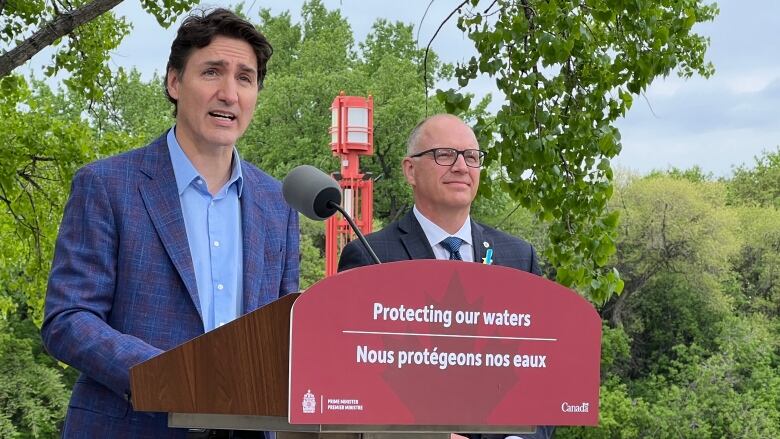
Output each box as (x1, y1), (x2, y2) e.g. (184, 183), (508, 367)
(338, 114), (552, 439)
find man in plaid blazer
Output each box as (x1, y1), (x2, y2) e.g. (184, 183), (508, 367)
(338, 114), (552, 439)
(42, 9), (298, 438)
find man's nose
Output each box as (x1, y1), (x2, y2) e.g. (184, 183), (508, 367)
(217, 78), (238, 104)
(450, 152), (469, 172)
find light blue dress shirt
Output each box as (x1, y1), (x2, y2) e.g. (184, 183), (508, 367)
(412, 205), (474, 262)
(167, 127), (244, 332)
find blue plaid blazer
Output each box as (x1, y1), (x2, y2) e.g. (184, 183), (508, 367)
(42, 132), (299, 438)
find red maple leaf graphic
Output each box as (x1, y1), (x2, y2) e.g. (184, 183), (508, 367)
(380, 272), (521, 424)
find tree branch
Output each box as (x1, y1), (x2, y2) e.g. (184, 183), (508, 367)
(422, 0), (468, 115)
(0, 0), (124, 78)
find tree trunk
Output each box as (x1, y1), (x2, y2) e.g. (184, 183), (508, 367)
(0, 0), (124, 78)
(609, 288), (631, 327)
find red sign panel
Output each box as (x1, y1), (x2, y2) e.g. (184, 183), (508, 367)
(289, 260), (600, 426)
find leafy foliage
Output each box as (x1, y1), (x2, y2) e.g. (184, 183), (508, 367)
(646, 165), (715, 183)
(97, 69), (174, 141)
(1, 0), (198, 100)
(0, 319), (69, 438)
(559, 171), (780, 437)
(621, 273), (731, 377)
(243, 0), (453, 221)
(0, 78), (92, 323)
(299, 218), (325, 290)
(445, 0), (719, 302)
(604, 176), (736, 328)
(729, 206), (780, 316)
(728, 147), (780, 209)
(533, 167), (778, 436)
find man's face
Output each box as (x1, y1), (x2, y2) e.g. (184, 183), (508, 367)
(167, 35), (258, 152)
(403, 117), (481, 215)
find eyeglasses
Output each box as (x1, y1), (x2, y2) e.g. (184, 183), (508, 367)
(409, 148), (485, 168)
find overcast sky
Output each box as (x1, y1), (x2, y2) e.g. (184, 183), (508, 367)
(29, 0), (780, 177)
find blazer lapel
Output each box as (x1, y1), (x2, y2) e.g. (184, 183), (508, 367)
(240, 171), (266, 312)
(471, 220), (486, 264)
(138, 136), (202, 319)
(398, 211), (436, 260)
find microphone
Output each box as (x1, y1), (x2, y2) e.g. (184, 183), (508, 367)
(282, 165), (381, 265)
(282, 165), (341, 221)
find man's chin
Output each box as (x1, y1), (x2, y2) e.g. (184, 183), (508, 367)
(440, 197), (476, 211)
(204, 133), (241, 149)
(443, 189), (477, 202)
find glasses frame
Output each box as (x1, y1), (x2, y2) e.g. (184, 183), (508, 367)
(408, 147), (486, 168)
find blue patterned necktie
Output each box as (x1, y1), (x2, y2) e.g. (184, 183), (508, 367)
(440, 236), (464, 261)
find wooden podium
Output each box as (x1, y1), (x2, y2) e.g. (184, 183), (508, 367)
(130, 261), (602, 437)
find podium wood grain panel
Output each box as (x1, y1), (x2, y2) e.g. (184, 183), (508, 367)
(130, 293), (299, 416)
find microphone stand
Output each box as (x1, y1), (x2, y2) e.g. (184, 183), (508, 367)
(327, 200), (381, 265)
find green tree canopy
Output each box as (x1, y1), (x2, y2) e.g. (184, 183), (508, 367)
(729, 206), (780, 316)
(445, 0), (718, 303)
(604, 176), (737, 328)
(1, 0), (198, 99)
(242, 0), (453, 221)
(728, 147), (780, 209)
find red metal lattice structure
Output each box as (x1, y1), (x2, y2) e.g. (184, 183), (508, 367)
(325, 93), (374, 276)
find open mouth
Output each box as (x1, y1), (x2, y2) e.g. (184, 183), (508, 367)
(209, 111), (236, 121)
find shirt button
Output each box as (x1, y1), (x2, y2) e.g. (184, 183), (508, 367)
(197, 179), (204, 185)
(213, 240), (220, 247)
(217, 284), (224, 290)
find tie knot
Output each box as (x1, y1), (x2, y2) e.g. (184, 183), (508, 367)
(441, 236), (464, 260)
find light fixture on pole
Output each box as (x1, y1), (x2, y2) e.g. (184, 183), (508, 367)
(325, 92), (374, 276)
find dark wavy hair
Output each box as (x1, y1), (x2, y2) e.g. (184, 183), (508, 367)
(164, 8), (273, 115)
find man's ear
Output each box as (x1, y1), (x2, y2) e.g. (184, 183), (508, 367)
(402, 157), (416, 187)
(166, 69), (181, 100)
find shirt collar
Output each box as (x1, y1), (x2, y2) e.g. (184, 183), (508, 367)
(166, 126), (244, 197)
(412, 205), (472, 248)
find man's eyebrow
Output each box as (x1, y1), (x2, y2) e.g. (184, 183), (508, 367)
(201, 60), (258, 76)
(203, 60), (226, 68)
(237, 63), (257, 76)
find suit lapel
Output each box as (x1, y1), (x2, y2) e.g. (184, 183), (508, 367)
(138, 136), (202, 318)
(240, 170), (266, 312)
(398, 211), (436, 259)
(471, 220), (486, 264)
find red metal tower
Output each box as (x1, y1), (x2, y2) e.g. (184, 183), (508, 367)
(325, 93), (374, 276)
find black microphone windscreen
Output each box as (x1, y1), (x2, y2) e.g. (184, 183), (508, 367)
(282, 165), (342, 221)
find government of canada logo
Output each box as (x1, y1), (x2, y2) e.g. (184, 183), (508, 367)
(561, 401), (589, 413)
(302, 390), (316, 414)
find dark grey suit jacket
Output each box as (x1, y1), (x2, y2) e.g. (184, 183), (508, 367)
(338, 210), (553, 439)
(339, 210), (541, 275)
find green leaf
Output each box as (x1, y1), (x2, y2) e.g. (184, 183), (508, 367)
(603, 210), (620, 228)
